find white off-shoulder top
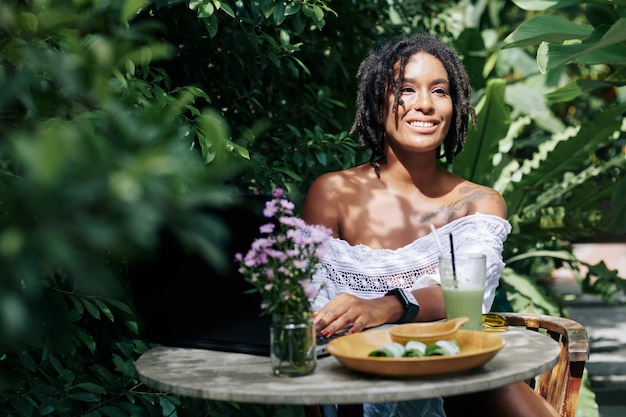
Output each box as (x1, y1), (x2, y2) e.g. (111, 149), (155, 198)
(311, 213), (512, 314)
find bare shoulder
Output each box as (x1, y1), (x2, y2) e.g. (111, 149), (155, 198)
(456, 180), (507, 219)
(300, 165), (371, 235)
(301, 172), (341, 215)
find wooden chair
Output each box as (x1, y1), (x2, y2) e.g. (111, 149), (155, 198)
(495, 312), (590, 417)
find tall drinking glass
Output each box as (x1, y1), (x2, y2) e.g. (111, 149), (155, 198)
(438, 254), (486, 331)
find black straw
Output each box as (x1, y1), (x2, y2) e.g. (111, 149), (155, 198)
(449, 233), (458, 287)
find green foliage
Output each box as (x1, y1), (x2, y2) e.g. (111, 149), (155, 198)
(446, 6), (625, 413)
(505, 0), (626, 100)
(1, 0), (624, 416)
(454, 75), (625, 311)
(0, 281), (182, 417)
(454, 79), (511, 185)
(0, 1), (246, 416)
(139, 0), (450, 196)
(494, 0), (626, 313)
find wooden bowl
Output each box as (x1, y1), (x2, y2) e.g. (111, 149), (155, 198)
(326, 327), (505, 377)
(389, 317), (469, 345)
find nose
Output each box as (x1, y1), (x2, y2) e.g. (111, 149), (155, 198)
(411, 90), (434, 112)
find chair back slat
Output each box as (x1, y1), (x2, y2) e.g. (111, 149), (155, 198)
(497, 313), (590, 417)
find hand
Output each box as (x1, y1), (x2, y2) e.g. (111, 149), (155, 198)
(313, 293), (391, 337)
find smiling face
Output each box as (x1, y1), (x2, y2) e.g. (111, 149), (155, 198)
(382, 52), (453, 157)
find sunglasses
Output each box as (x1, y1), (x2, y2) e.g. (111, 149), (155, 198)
(482, 313), (509, 332)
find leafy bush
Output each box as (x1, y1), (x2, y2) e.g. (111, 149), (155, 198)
(0, 1), (244, 415)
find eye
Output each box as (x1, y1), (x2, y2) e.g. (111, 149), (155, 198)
(433, 86), (449, 95)
(400, 85), (416, 95)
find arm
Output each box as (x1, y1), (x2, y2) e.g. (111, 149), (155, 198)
(301, 173), (342, 238)
(314, 285), (446, 337)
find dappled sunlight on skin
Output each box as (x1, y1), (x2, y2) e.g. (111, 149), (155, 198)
(316, 164), (502, 250)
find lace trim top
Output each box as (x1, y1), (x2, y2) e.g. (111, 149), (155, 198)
(311, 213), (512, 314)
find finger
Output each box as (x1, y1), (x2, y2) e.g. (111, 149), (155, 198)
(349, 319), (366, 334)
(320, 316), (354, 337)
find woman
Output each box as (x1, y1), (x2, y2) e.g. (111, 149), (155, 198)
(301, 33), (558, 417)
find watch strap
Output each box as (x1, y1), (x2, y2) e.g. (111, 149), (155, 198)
(385, 288), (420, 324)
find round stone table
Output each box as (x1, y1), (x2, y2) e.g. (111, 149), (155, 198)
(135, 327), (560, 405)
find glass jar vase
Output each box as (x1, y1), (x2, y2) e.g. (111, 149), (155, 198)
(270, 313), (316, 377)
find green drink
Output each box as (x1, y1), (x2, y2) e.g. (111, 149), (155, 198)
(439, 254), (486, 331)
(442, 285), (484, 331)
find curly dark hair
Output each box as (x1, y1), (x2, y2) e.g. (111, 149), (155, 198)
(350, 33), (476, 177)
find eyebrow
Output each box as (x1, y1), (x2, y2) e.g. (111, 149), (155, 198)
(400, 77), (450, 86)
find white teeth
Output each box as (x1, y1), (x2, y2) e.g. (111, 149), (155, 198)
(409, 121), (435, 127)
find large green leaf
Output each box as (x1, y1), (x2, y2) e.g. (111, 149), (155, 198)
(453, 79), (510, 185)
(537, 19), (626, 72)
(511, 0), (625, 11)
(454, 27), (488, 91)
(502, 15), (592, 49)
(505, 249), (578, 265)
(491, 115), (533, 195)
(521, 153), (626, 218)
(514, 103), (626, 185)
(500, 267), (561, 315)
(582, 260), (626, 300)
(505, 84), (565, 133)
(538, 40), (626, 70)
(543, 79), (615, 102)
(499, 102), (625, 233)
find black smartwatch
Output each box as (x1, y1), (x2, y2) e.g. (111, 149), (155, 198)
(385, 288), (420, 323)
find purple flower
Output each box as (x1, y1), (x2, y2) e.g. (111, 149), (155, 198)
(259, 223), (275, 234)
(293, 259), (308, 270)
(301, 279), (319, 300)
(234, 189), (333, 317)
